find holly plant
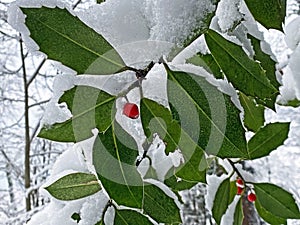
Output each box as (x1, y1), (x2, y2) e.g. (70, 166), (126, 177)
(16, 0), (300, 224)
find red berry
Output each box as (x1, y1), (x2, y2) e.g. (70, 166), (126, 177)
(123, 103), (139, 119)
(237, 186), (244, 195)
(247, 192), (256, 202)
(236, 178), (244, 187)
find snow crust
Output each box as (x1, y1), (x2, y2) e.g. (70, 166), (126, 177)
(215, 0), (242, 32)
(27, 144), (109, 225)
(7, 0), (300, 224)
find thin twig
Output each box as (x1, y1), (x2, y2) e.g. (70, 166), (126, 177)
(227, 159), (244, 180)
(28, 99), (50, 109)
(27, 57), (47, 87)
(72, 0), (82, 10)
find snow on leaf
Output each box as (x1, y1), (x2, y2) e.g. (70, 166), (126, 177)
(38, 85), (115, 142)
(165, 64), (248, 159)
(205, 29), (278, 105)
(21, 7), (126, 75)
(244, 0), (286, 31)
(239, 92), (265, 132)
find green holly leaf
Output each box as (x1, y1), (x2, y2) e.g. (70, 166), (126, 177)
(144, 165), (159, 180)
(239, 92), (265, 132)
(233, 199), (244, 225)
(141, 98), (181, 155)
(255, 198), (287, 225)
(244, 0), (286, 31)
(254, 183), (300, 219)
(21, 7), (126, 75)
(114, 210), (153, 225)
(165, 65), (248, 159)
(205, 30), (277, 105)
(278, 99), (300, 108)
(45, 173), (101, 201)
(164, 145), (207, 191)
(93, 121), (143, 208)
(187, 53), (223, 79)
(38, 86), (115, 142)
(141, 98), (207, 189)
(212, 178), (236, 224)
(248, 122), (290, 159)
(248, 34), (280, 90)
(143, 183), (181, 224)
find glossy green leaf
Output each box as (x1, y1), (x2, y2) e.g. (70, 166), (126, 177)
(93, 121), (143, 208)
(229, 181), (238, 203)
(248, 34), (280, 89)
(96, 0), (105, 3)
(114, 210), (153, 225)
(141, 98), (207, 190)
(187, 53), (223, 79)
(165, 145), (207, 191)
(165, 65), (248, 159)
(143, 183), (181, 224)
(255, 198), (287, 225)
(212, 178), (235, 224)
(254, 183), (300, 219)
(233, 199), (244, 225)
(21, 7), (126, 75)
(205, 30), (277, 102)
(141, 98), (181, 154)
(45, 173), (101, 200)
(278, 98), (300, 108)
(239, 92), (265, 132)
(38, 86), (115, 142)
(244, 0), (286, 31)
(248, 122), (290, 159)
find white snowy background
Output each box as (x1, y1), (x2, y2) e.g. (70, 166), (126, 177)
(1, 0), (300, 224)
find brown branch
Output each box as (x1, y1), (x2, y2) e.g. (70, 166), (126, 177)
(72, 0), (82, 10)
(28, 99), (50, 109)
(27, 57), (47, 87)
(227, 158), (244, 180)
(20, 34), (31, 211)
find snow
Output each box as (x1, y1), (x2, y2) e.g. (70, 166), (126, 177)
(144, 0), (216, 45)
(205, 174), (228, 212)
(146, 135), (174, 181)
(285, 16), (300, 51)
(215, 0), (242, 32)
(27, 191), (109, 225)
(220, 196), (240, 225)
(5, 0), (300, 224)
(41, 74), (75, 125)
(288, 46), (300, 99)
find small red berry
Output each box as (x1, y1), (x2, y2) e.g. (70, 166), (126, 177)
(236, 178), (244, 187)
(237, 186), (244, 195)
(123, 103), (139, 119)
(247, 192), (256, 202)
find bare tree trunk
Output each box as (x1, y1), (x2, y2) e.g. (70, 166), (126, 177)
(20, 36), (31, 212)
(6, 164), (15, 204)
